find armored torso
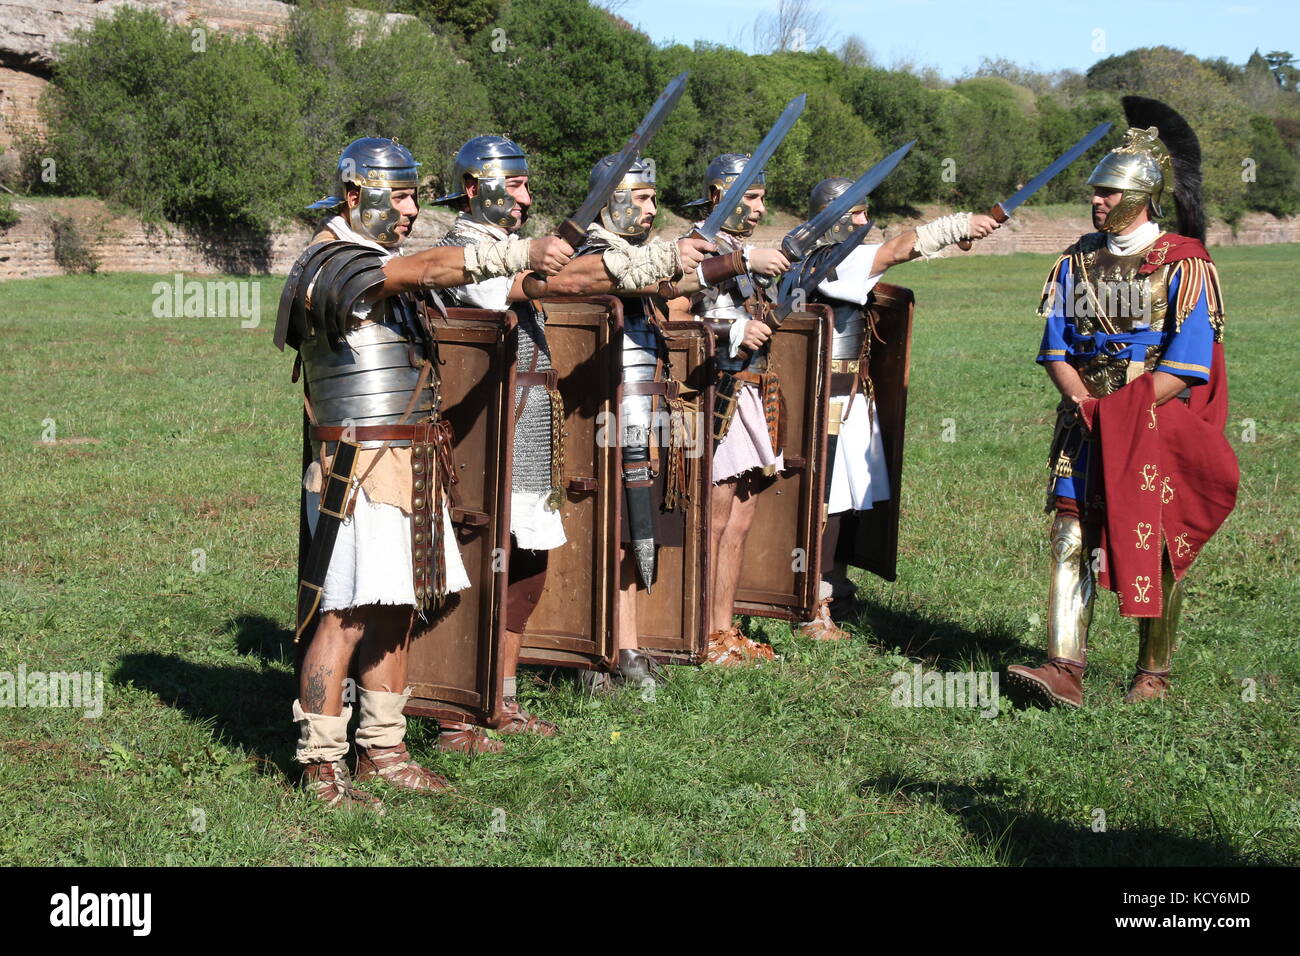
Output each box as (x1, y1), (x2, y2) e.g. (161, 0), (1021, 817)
(437, 216), (554, 495)
(1056, 232), (1175, 397)
(690, 230), (767, 373)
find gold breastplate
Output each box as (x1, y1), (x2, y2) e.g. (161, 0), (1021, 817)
(1070, 237), (1173, 396)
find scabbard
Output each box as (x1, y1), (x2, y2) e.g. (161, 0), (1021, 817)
(622, 443), (656, 592)
(294, 439), (360, 642)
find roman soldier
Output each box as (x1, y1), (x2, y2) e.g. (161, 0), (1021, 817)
(276, 136), (573, 810)
(1006, 98), (1239, 708)
(674, 153), (803, 666)
(796, 179), (1001, 639)
(431, 136), (715, 742)
(572, 154), (753, 688)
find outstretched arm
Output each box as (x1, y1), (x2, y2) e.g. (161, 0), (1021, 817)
(378, 236), (575, 297)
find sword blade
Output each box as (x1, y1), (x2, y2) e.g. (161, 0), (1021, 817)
(775, 220), (874, 321)
(999, 122), (1113, 215)
(782, 140), (914, 260)
(695, 93), (807, 242)
(568, 71), (690, 229)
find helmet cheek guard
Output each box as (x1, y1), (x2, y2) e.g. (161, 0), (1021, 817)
(592, 155), (657, 241)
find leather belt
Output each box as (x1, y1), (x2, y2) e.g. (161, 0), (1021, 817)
(517, 369), (558, 390)
(623, 380), (681, 399)
(829, 359), (861, 374)
(311, 423), (432, 441)
(830, 372), (857, 394)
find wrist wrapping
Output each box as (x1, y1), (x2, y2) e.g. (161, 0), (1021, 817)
(914, 212), (972, 259)
(461, 237), (532, 283)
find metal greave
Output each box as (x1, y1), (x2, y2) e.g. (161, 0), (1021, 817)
(1047, 513), (1093, 665)
(1136, 561), (1183, 673)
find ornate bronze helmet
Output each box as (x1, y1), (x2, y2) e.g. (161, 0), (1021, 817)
(1087, 126), (1174, 234)
(683, 153), (766, 237)
(431, 135), (530, 230)
(591, 154), (656, 241)
(306, 137), (421, 248)
(808, 177), (866, 249)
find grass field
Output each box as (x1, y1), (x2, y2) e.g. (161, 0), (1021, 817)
(0, 244), (1295, 866)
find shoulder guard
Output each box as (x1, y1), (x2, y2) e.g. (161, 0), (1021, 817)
(274, 240), (386, 352)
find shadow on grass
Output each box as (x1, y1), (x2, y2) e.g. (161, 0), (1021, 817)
(860, 774), (1266, 866)
(851, 597), (1041, 672)
(114, 650), (297, 772)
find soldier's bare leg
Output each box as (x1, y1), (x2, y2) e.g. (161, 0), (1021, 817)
(707, 481), (737, 633)
(299, 609), (367, 716)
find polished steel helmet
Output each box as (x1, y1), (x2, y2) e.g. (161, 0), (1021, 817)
(683, 153), (766, 236)
(1087, 126), (1173, 234)
(306, 137), (421, 247)
(431, 135), (530, 230)
(808, 177), (866, 249)
(591, 154), (656, 241)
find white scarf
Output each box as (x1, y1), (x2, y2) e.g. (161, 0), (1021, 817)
(1107, 219), (1160, 257)
(325, 213), (394, 257)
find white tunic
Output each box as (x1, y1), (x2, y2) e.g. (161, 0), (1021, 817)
(816, 243), (893, 515)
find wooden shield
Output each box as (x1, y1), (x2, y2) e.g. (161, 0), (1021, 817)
(518, 297), (623, 670)
(404, 307), (515, 728)
(732, 306), (833, 622)
(635, 320), (713, 665)
(841, 282), (914, 581)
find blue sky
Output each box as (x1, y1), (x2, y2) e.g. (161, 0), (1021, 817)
(616, 0), (1300, 78)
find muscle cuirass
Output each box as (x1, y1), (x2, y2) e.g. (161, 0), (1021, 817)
(300, 293), (435, 445)
(1068, 236), (1174, 397)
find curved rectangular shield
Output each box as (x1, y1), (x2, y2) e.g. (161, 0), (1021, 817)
(518, 296), (624, 670)
(634, 319), (714, 665)
(839, 282), (914, 581)
(403, 306), (516, 728)
(732, 305), (833, 622)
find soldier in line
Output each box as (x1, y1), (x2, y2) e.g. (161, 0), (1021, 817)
(431, 137), (722, 745)
(796, 179), (1000, 640)
(276, 137), (574, 811)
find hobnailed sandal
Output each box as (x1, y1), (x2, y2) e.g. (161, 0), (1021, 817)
(301, 759), (385, 813)
(355, 743), (452, 793)
(706, 627), (776, 667)
(437, 720), (504, 755)
(798, 597), (850, 641)
(497, 697), (559, 737)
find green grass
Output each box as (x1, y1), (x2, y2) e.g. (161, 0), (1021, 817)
(0, 245), (1296, 866)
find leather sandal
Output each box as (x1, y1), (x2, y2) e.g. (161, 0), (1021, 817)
(437, 719), (504, 755)
(798, 597), (850, 641)
(301, 759), (385, 813)
(497, 697), (559, 737)
(706, 627), (776, 667)
(355, 743), (452, 793)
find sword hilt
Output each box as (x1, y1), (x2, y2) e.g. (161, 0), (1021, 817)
(956, 203), (1009, 251)
(556, 218), (587, 248)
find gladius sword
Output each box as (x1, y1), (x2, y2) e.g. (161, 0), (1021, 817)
(957, 121), (1113, 250)
(556, 71), (690, 247)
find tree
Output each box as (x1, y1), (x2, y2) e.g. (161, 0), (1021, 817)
(1263, 51), (1297, 91)
(750, 0), (827, 55)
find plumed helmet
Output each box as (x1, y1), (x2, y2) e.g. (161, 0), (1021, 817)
(306, 137), (421, 248)
(591, 154), (657, 241)
(808, 177), (865, 249)
(1087, 126), (1173, 234)
(431, 134), (530, 230)
(682, 153), (767, 236)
